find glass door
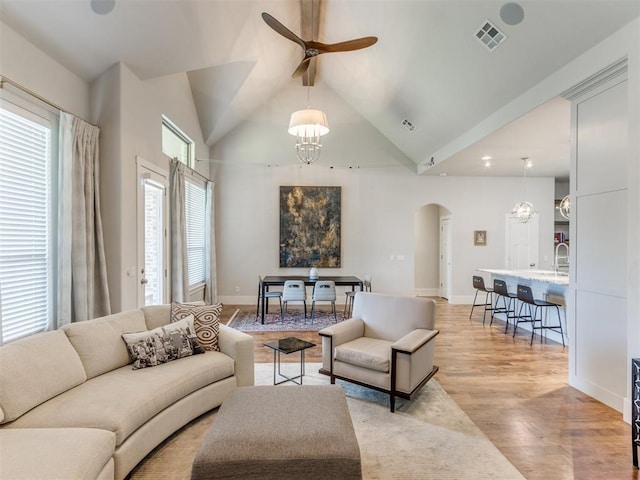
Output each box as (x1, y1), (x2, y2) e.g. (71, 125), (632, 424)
(137, 159), (169, 307)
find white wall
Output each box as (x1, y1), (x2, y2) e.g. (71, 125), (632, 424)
(211, 91), (555, 305)
(0, 21), (90, 120)
(91, 63), (210, 312)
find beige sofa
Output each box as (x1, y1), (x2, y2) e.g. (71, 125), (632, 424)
(0, 304), (255, 480)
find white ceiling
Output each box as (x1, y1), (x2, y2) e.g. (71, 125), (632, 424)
(1, 0), (638, 178)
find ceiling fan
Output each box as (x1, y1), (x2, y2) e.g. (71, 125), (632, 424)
(261, 11), (378, 80)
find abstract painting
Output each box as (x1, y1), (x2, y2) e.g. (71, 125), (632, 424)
(279, 186), (341, 268)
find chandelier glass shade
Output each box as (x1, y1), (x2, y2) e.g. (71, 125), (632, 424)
(288, 108), (329, 165)
(558, 194), (571, 219)
(511, 157), (537, 223)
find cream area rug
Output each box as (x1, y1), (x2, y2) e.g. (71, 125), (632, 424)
(130, 363), (525, 480)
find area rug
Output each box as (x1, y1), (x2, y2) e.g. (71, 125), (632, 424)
(228, 308), (346, 332)
(130, 363), (525, 480)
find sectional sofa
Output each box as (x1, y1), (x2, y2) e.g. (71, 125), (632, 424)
(0, 304), (255, 480)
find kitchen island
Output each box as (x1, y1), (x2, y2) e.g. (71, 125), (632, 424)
(477, 269), (568, 345)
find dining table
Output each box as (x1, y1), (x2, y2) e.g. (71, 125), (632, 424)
(259, 275), (364, 324)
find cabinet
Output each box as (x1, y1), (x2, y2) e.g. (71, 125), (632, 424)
(633, 358), (640, 468)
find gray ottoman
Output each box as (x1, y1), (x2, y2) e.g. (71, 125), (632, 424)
(191, 385), (361, 480)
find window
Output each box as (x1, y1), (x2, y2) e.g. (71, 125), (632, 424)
(162, 116), (194, 168)
(0, 99), (56, 343)
(184, 178), (206, 288)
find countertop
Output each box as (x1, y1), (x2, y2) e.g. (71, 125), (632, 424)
(478, 269), (569, 287)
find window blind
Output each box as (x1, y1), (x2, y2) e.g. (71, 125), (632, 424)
(184, 178), (206, 287)
(0, 105), (51, 342)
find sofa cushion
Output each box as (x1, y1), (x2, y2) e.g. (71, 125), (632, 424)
(171, 302), (222, 352)
(122, 315), (203, 369)
(334, 337), (392, 373)
(4, 350), (235, 446)
(63, 310), (148, 379)
(0, 428), (115, 479)
(141, 304), (171, 330)
(0, 330), (86, 424)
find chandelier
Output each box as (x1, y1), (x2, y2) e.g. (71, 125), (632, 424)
(558, 194), (571, 219)
(511, 157), (537, 223)
(288, 83), (329, 165)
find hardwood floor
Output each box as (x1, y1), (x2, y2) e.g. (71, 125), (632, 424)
(220, 299), (638, 480)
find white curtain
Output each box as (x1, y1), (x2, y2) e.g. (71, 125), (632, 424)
(57, 112), (111, 326)
(204, 180), (217, 304)
(170, 159), (189, 302)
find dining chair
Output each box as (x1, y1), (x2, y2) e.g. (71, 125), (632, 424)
(344, 275), (371, 317)
(281, 280), (307, 321)
(311, 280), (337, 323)
(256, 275), (282, 320)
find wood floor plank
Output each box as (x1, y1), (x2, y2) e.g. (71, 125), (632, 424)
(219, 299), (638, 480)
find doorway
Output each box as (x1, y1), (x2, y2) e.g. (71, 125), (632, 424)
(414, 204), (452, 300)
(136, 158), (169, 307)
(504, 214), (539, 269)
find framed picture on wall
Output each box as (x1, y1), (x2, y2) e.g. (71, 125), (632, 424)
(474, 230), (487, 246)
(279, 186), (341, 267)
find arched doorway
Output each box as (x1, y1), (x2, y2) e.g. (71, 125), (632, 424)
(414, 203), (452, 300)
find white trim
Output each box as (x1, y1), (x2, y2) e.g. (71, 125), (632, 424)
(415, 288), (440, 297)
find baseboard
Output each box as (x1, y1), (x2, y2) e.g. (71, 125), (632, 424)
(415, 288), (440, 297)
(569, 375), (624, 414)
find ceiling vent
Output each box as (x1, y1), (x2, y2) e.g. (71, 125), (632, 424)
(475, 20), (506, 51)
(401, 118), (416, 132)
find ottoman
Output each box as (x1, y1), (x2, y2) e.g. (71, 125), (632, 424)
(191, 385), (361, 480)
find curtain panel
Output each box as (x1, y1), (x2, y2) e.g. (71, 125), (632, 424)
(57, 112), (111, 326)
(170, 160), (189, 302)
(204, 180), (217, 304)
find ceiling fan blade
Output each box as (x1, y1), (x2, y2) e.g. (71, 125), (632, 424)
(261, 12), (306, 50)
(310, 37), (378, 54)
(292, 57), (312, 78)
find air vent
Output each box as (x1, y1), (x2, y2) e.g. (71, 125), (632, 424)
(475, 20), (506, 51)
(401, 118), (416, 132)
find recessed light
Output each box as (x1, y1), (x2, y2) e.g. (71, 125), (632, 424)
(439, 173), (447, 177)
(484, 160), (491, 168)
(481, 155), (492, 161)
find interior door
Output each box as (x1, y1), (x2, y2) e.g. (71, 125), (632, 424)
(505, 214), (539, 269)
(136, 158), (169, 307)
(439, 216), (453, 299)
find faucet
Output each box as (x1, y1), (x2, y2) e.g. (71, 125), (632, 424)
(554, 242), (569, 274)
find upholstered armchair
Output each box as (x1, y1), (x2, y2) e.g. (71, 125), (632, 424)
(319, 292), (439, 412)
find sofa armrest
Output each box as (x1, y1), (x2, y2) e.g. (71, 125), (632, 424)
(391, 328), (439, 354)
(218, 324), (255, 387)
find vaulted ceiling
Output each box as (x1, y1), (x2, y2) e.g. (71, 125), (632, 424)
(1, 0), (638, 177)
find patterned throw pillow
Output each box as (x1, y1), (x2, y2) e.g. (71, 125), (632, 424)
(171, 302), (223, 352)
(122, 315), (203, 369)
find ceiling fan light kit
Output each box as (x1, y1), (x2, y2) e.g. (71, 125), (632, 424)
(261, 9), (376, 165)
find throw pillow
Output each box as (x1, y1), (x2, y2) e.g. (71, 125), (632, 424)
(171, 302), (223, 352)
(122, 314), (203, 369)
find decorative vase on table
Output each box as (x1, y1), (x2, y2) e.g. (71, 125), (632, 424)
(309, 268), (318, 280)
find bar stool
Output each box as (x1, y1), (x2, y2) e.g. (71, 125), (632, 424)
(514, 284), (565, 347)
(491, 279), (518, 333)
(469, 275), (494, 325)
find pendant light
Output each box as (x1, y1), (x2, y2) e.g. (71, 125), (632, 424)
(288, 85), (329, 165)
(558, 194), (570, 219)
(511, 157), (537, 223)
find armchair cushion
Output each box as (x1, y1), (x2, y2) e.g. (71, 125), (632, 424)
(335, 337), (393, 373)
